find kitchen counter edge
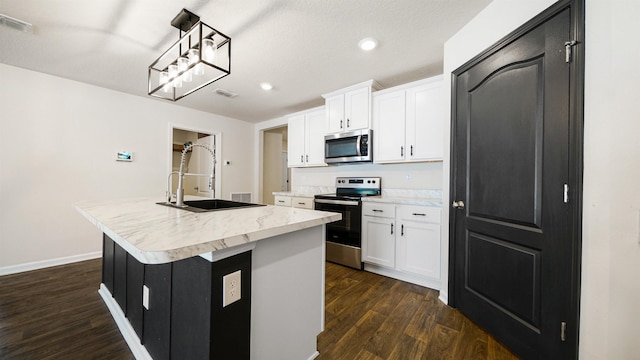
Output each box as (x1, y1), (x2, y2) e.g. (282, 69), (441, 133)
(74, 197), (341, 265)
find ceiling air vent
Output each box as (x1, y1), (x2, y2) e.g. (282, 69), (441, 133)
(0, 14), (33, 33)
(214, 88), (238, 98)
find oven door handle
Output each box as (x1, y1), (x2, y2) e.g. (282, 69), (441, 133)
(314, 198), (360, 206)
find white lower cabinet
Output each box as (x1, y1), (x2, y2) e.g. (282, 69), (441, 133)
(362, 203), (396, 268)
(274, 195), (292, 207)
(396, 206), (441, 280)
(291, 196), (313, 209)
(362, 202), (441, 289)
(274, 195), (313, 209)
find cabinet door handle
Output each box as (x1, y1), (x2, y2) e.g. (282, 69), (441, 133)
(412, 213), (426, 216)
(340, 119), (343, 129)
(390, 223), (394, 235)
(347, 118), (350, 128)
(277, 200), (285, 203)
(372, 209), (383, 212)
(300, 155), (304, 163)
(298, 202), (306, 205)
(401, 224), (404, 236)
(410, 145), (413, 156)
(306, 155), (309, 162)
(400, 146), (404, 157)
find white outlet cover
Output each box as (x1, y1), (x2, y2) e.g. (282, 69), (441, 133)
(143, 285), (150, 310)
(223, 270), (241, 307)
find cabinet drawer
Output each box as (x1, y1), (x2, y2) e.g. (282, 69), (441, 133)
(396, 205), (441, 224)
(292, 197), (314, 209)
(362, 203), (396, 218)
(274, 196), (292, 206)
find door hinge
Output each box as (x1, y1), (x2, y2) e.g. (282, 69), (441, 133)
(560, 322), (567, 342)
(565, 41), (578, 63)
(563, 184), (569, 203)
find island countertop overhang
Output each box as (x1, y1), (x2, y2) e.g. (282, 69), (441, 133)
(74, 197), (341, 264)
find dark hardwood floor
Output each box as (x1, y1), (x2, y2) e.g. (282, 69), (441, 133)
(318, 262), (519, 359)
(0, 259), (134, 360)
(0, 259), (519, 359)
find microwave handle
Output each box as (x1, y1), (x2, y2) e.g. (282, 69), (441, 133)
(356, 135), (361, 155)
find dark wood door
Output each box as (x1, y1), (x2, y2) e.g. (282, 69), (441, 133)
(450, 2), (582, 359)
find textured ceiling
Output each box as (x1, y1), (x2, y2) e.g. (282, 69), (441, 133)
(0, 0), (491, 123)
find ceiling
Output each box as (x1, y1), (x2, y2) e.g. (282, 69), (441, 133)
(0, 0), (491, 123)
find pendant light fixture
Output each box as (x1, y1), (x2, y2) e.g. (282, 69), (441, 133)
(148, 9), (231, 101)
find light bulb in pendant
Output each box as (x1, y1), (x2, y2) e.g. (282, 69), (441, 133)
(168, 64), (182, 88)
(189, 48), (204, 76)
(202, 38), (216, 63)
(178, 57), (191, 82)
(159, 71), (170, 93)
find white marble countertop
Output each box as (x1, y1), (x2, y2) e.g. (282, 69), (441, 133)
(274, 188), (443, 207)
(74, 197), (341, 265)
(361, 196), (443, 207)
(272, 192), (318, 198)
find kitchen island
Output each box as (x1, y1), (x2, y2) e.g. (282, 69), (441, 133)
(74, 197), (340, 360)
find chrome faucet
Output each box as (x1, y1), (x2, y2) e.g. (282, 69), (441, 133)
(166, 141), (216, 207)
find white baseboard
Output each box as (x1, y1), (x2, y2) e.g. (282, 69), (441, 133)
(307, 351), (320, 360)
(99, 284), (152, 360)
(438, 292), (449, 305)
(0, 251), (101, 276)
(363, 263), (441, 291)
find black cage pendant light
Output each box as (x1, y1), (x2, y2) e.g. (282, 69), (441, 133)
(148, 9), (231, 101)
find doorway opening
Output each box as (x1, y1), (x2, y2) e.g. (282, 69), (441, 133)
(262, 126), (289, 205)
(169, 124), (222, 200)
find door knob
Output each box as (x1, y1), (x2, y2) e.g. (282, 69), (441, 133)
(452, 200), (465, 209)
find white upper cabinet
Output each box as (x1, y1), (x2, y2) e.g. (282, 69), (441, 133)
(324, 94), (345, 133)
(287, 107), (326, 168)
(323, 80), (378, 134)
(372, 90), (406, 163)
(305, 110), (326, 165)
(373, 76), (444, 163)
(288, 114), (306, 167)
(406, 79), (444, 161)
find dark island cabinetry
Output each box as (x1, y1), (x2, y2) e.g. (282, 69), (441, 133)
(102, 234), (251, 360)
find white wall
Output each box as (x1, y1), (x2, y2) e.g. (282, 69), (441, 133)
(0, 63), (255, 271)
(442, 0), (640, 359)
(581, 0), (640, 358)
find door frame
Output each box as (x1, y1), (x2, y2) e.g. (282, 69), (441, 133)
(447, 0), (584, 356)
(169, 123), (222, 200)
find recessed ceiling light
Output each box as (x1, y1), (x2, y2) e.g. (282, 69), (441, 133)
(260, 82), (273, 91)
(358, 37), (378, 51)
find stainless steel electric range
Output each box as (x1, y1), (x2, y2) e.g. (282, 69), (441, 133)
(314, 177), (381, 269)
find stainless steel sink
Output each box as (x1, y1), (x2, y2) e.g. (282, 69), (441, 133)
(157, 199), (265, 213)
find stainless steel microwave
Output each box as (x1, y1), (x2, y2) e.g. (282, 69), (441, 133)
(324, 129), (372, 164)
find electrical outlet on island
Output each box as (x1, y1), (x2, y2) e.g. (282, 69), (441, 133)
(223, 270), (241, 307)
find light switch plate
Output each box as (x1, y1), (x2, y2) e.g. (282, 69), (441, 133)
(223, 270), (241, 307)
